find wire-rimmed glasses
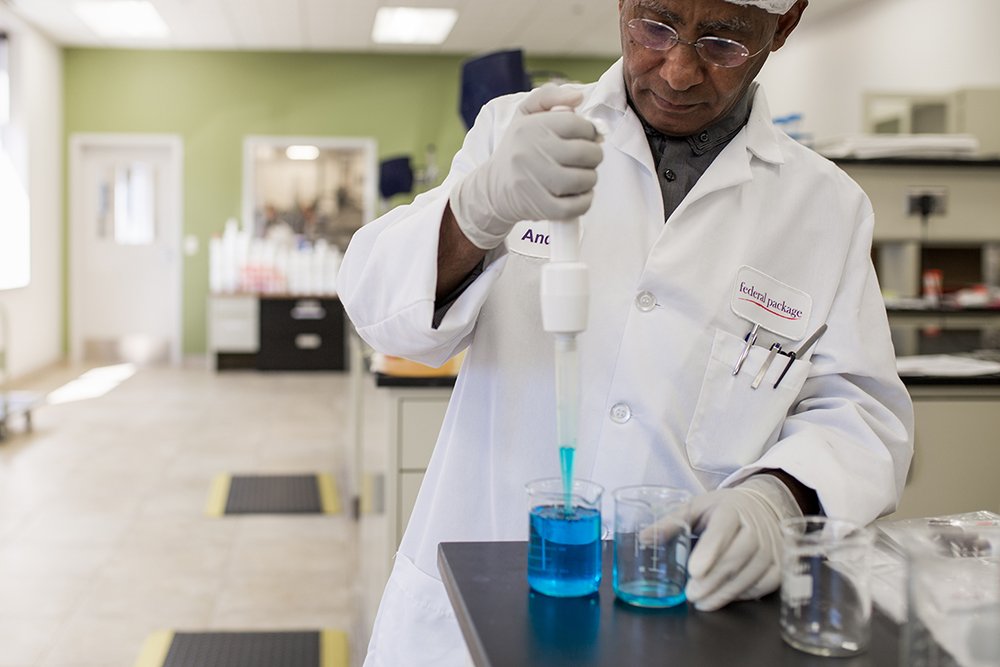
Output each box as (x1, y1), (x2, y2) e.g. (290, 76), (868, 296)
(626, 18), (769, 68)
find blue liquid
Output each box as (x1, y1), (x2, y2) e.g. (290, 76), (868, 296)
(528, 504), (601, 597)
(559, 446), (574, 509)
(614, 580), (686, 608)
(613, 531), (689, 608)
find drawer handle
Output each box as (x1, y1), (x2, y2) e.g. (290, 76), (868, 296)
(295, 333), (322, 349)
(291, 300), (326, 320)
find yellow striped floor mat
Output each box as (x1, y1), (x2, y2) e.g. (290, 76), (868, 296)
(205, 473), (340, 516)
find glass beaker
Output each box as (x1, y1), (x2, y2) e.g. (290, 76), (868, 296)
(901, 522), (1000, 667)
(613, 485), (691, 608)
(525, 478), (603, 598)
(780, 516), (874, 657)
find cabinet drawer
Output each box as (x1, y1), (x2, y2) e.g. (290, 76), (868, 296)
(208, 296), (259, 351)
(259, 298), (339, 335)
(258, 297), (346, 370)
(398, 397), (449, 470)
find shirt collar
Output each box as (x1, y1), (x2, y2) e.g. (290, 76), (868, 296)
(632, 83), (756, 156)
(581, 58), (785, 166)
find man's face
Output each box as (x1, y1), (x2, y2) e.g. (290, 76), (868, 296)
(618, 0), (801, 136)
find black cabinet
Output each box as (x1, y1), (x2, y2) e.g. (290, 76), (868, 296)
(257, 297), (346, 371)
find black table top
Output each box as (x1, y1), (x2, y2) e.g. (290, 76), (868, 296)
(438, 541), (901, 667)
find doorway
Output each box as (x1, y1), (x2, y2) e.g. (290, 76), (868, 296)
(69, 134), (183, 365)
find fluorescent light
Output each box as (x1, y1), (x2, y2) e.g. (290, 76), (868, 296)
(372, 7), (458, 45)
(74, 1), (169, 40)
(286, 145), (320, 161)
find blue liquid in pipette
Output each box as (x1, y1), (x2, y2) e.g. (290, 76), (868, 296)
(559, 446), (574, 509)
(528, 504), (601, 597)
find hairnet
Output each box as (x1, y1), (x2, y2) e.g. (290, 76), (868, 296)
(724, 0), (798, 13)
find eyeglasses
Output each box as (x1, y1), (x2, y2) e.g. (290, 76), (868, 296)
(626, 18), (768, 68)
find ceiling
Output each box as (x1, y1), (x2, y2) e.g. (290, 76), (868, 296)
(3, 0), (864, 57)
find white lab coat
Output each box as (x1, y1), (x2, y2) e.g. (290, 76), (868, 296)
(340, 59), (914, 666)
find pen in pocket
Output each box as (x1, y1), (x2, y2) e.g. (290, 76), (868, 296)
(773, 323), (828, 389)
(732, 323), (760, 376)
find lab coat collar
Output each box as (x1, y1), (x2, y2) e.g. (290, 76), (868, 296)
(578, 58), (630, 118)
(743, 87), (785, 166)
(580, 59), (657, 175)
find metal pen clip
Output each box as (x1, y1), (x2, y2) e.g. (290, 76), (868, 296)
(751, 342), (782, 390)
(732, 323), (760, 376)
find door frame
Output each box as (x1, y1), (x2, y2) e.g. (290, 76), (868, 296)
(68, 133), (184, 365)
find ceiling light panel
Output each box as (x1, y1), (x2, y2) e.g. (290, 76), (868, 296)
(372, 7), (458, 45)
(74, 0), (170, 40)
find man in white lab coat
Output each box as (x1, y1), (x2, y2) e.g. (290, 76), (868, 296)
(340, 0), (914, 663)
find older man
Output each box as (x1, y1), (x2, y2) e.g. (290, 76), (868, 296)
(340, 0), (914, 664)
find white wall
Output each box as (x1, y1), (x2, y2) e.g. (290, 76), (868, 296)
(758, 0), (1000, 142)
(0, 7), (63, 380)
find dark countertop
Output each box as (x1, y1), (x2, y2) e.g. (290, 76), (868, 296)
(373, 372), (457, 388)
(833, 157), (1000, 168)
(374, 368), (1000, 388)
(887, 306), (1000, 315)
(438, 541), (901, 667)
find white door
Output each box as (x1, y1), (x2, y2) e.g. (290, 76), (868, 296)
(70, 134), (183, 365)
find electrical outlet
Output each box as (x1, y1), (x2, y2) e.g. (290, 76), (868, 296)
(906, 187), (948, 217)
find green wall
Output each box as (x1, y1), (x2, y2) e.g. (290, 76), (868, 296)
(63, 49), (616, 354)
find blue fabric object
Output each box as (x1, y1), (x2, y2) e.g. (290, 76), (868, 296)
(459, 49), (531, 130)
(379, 156), (414, 199)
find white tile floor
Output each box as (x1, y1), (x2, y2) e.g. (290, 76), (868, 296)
(0, 364), (363, 667)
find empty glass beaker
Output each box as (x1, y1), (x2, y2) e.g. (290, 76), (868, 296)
(780, 516), (874, 657)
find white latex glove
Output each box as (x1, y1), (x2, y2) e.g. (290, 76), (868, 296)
(450, 84), (604, 250)
(684, 475), (803, 611)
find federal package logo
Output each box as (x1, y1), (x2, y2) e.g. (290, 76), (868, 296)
(730, 265), (811, 341)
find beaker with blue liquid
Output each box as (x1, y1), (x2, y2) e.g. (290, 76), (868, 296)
(526, 478), (604, 598)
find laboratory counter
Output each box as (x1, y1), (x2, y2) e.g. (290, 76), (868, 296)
(438, 541), (901, 667)
(369, 323), (1000, 387)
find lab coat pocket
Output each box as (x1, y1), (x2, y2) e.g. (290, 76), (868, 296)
(685, 328), (811, 476)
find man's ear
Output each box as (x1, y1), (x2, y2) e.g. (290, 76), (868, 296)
(772, 0), (808, 51)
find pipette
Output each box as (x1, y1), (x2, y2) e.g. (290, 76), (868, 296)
(540, 106), (601, 512)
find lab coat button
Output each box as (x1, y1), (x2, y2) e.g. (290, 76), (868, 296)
(635, 291), (656, 312)
(610, 403), (632, 424)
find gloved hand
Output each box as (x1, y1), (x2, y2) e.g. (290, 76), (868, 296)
(684, 475), (803, 611)
(450, 84), (604, 250)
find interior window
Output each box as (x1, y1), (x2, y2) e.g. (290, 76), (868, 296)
(96, 162), (158, 246)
